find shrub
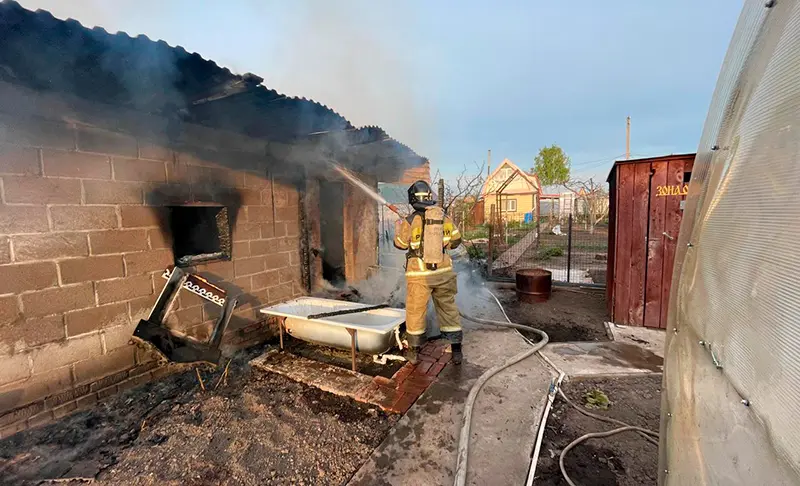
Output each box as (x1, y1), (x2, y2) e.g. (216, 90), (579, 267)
(466, 244), (486, 260)
(506, 220), (537, 230)
(584, 389), (611, 410)
(537, 246), (564, 260)
(463, 224), (489, 240)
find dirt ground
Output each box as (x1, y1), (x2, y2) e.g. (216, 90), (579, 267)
(496, 287), (610, 342)
(535, 375), (662, 486)
(0, 345), (399, 486)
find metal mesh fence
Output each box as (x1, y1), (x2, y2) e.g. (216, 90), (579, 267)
(660, 1), (800, 484)
(478, 210), (608, 284)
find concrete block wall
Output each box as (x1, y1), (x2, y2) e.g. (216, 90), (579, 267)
(397, 160), (431, 185)
(344, 176), (379, 283)
(0, 113), (304, 422)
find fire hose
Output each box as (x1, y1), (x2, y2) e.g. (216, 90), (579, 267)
(453, 290), (659, 486)
(454, 298), (549, 486)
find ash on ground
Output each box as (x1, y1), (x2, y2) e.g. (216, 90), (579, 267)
(0, 345), (399, 486)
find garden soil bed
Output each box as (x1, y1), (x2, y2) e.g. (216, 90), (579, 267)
(535, 375), (661, 486)
(497, 287), (610, 342)
(0, 345), (399, 486)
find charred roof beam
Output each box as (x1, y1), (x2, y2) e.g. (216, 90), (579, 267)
(190, 72), (264, 106)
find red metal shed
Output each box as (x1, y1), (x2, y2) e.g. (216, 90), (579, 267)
(606, 153), (695, 328)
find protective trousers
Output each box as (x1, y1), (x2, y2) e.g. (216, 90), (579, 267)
(405, 270), (462, 348)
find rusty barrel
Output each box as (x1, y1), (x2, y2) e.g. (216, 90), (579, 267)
(515, 268), (552, 303)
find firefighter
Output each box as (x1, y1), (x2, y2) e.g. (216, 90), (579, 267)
(394, 180), (463, 364)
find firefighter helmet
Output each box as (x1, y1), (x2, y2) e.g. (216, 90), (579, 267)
(408, 180), (436, 210)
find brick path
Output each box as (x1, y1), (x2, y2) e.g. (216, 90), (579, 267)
(250, 341), (452, 415)
(357, 341), (451, 413)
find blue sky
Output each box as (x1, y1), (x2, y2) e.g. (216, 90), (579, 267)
(20, 1), (742, 181)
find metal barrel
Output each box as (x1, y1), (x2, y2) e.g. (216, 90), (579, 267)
(515, 268), (552, 303)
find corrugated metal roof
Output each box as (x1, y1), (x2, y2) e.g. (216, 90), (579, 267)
(0, 0), (426, 165)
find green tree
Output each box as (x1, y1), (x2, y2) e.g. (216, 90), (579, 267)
(533, 144), (571, 185)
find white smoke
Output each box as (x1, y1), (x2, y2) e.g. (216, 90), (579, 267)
(262, 1), (433, 158)
(17, 0), (434, 166)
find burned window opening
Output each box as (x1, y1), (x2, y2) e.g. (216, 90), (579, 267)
(168, 205), (232, 267)
(319, 181), (346, 285)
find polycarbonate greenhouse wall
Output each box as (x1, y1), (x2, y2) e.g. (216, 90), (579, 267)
(659, 1), (800, 484)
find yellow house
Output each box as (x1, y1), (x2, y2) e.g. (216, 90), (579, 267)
(480, 158), (541, 221)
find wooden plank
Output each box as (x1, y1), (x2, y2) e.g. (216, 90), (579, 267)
(643, 162), (668, 328)
(627, 162), (650, 326)
(472, 199), (484, 225)
(606, 168), (617, 317)
(613, 164), (635, 324)
(660, 159), (686, 328)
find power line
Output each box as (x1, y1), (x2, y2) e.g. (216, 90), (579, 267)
(570, 153), (627, 168)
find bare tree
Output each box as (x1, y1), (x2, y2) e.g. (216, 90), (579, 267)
(432, 161), (486, 218)
(567, 177), (609, 234)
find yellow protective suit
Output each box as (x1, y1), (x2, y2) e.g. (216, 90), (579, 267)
(394, 210), (463, 346)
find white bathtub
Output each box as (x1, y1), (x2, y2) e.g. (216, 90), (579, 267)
(259, 297), (406, 355)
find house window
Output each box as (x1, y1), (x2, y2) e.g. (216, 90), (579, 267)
(499, 168), (512, 181)
(562, 197), (572, 214)
(502, 199), (517, 212)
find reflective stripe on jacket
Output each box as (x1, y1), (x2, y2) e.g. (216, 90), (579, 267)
(393, 211), (462, 276)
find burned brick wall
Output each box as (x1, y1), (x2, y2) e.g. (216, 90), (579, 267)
(344, 174), (379, 283)
(303, 179), (323, 290)
(0, 83), (305, 429)
(397, 160), (431, 185)
(338, 164), (430, 284)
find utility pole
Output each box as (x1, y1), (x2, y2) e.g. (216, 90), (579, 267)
(487, 149), (493, 217)
(438, 178), (445, 208)
(626, 116), (631, 160)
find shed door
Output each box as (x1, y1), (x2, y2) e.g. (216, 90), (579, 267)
(643, 160), (691, 328)
(613, 159), (691, 328)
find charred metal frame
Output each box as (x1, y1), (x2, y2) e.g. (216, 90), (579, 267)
(160, 268), (227, 306)
(132, 267), (238, 365)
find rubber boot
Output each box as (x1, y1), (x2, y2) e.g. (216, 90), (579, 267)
(405, 346), (421, 365)
(404, 332), (426, 365)
(442, 330), (463, 365)
(451, 343), (463, 365)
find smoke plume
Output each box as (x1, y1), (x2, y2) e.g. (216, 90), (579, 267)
(261, 1), (433, 159)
